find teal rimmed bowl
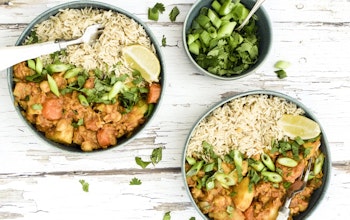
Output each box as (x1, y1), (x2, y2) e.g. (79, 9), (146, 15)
(183, 0), (272, 80)
(182, 90), (330, 219)
(7, 1), (165, 152)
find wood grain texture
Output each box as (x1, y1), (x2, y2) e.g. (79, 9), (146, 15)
(1, 0), (350, 219)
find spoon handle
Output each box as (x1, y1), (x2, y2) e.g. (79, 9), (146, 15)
(236, 0), (266, 31)
(0, 41), (60, 71)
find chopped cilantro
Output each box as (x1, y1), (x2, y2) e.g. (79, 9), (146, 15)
(151, 147), (162, 165)
(169, 6), (180, 22)
(135, 156), (151, 169)
(189, 218), (196, 220)
(129, 177), (142, 185)
(79, 179), (89, 192)
(162, 35), (167, 47)
(135, 147), (163, 169)
(148, 3), (165, 21)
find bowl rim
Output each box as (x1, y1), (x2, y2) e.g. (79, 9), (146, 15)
(181, 89), (331, 219)
(182, 0), (273, 80)
(6, 0), (166, 152)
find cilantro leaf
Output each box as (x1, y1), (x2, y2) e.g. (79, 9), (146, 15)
(79, 179), (89, 192)
(162, 35), (167, 47)
(169, 6), (180, 22)
(148, 3), (165, 21)
(151, 147), (163, 165)
(135, 156), (151, 169)
(130, 177), (142, 185)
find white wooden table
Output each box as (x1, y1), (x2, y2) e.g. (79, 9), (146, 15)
(0, 0), (349, 219)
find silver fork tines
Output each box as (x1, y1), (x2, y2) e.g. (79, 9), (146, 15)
(276, 158), (313, 220)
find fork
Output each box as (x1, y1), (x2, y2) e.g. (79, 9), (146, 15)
(0, 24), (104, 71)
(276, 158), (313, 220)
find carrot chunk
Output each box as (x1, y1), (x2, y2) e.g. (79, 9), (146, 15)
(147, 83), (161, 104)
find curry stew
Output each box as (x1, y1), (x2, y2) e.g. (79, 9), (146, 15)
(13, 61), (161, 151)
(185, 137), (324, 220)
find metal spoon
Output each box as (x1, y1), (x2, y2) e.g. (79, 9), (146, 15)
(236, 0), (266, 31)
(0, 24), (104, 71)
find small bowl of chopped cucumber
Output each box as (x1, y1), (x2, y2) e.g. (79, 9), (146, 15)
(183, 0), (272, 80)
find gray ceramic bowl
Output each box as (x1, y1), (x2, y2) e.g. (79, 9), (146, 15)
(182, 90), (330, 219)
(7, 1), (165, 152)
(183, 0), (272, 80)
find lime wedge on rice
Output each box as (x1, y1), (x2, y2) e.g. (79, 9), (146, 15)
(122, 44), (160, 83)
(277, 114), (321, 140)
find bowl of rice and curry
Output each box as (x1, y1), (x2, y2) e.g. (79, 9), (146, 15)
(7, 1), (164, 152)
(182, 90), (330, 220)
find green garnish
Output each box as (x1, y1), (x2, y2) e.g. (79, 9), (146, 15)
(47, 74), (60, 97)
(274, 60), (291, 69)
(275, 69), (287, 79)
(148, 3), (165, 21)
(79, 179), (89, 192)
(151, 147), (163, 165)
(162, 35), (167, 47)
(130, 177), (142, 185)
(163, 211), (171, 220)
(274, 60), (291, 79)
(135, 147), (163, 169)
(135, 157), (151, 169)
(169, 6), (180, 22)
(186, 0), (259, 76)
(31, 103), (42, 110)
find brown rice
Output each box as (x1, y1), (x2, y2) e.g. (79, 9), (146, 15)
(186, 94), (305, 160)
(30, 8), (154, 78)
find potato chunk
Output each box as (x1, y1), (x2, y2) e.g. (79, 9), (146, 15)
(232, 177), (255, 212)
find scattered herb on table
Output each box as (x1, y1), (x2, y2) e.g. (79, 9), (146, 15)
(189, 217), (196, 220)
(151, 147), (163, 165)
(135, 147), (163, 169)
(169, 6), (180, 22)
(186, 0), (259, 76)
(274, 60), (291, 79)
(135, 156), (151, 169)
(130, 177), (142, 185)
(148, 3), (165, 21)
(163, 211), (171, 220)
(162, 35), (167, 47)
(79, 179), (89, 192)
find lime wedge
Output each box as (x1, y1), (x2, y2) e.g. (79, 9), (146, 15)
(122, 44), (160, 83)
(277, 114), (321, 140)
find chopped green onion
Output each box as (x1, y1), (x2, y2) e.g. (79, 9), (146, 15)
(314, 153), (325, 175)
(203, 162), (215, 172)
(47, 74), (60, 97)
(78, 94), (89, 107)
(31, 103), (42, 110)
(186, 160), (204, 177)
(248, 158), (265, 172)
(186, 157), (196, 165)
(27, 59), (36, 70)
(35, 57), (43, 74)
(108, 81), (124, 100)
(206, 176), (215, 190)
(64, 67), (83, 78)
(277, 157), (298, 167)
(46, 63), (72, 73)
(261, 171), (283, 183)
(261, 153), (275, 171)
